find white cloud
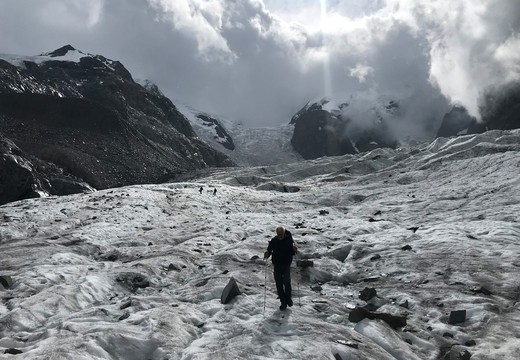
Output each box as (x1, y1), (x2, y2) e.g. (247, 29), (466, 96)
(383, 0), (520, 119)
(349, 64), (374, 83)
(147, 0), (236, 62)
(494, 35), (520, 81)
(0, 0), (518, 129)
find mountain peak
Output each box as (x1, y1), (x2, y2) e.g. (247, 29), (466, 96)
(135, 79), (164, 97)
(41, 45), (77, 57)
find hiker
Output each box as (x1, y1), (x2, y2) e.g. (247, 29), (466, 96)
(264, 226), (298, 310)
(213, 188), (217, 196)
(199, 186), (203, 194)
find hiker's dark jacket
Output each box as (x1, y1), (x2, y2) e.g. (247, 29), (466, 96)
(267, 230), (295, 266)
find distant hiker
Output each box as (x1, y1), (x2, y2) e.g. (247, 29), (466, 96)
(213, 188), (217, 196)
(264, 226), (298, 310)
(199, 186), (203, 194)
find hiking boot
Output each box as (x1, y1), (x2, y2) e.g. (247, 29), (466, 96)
(279, 303), (287, 310)
(287, 299), (293, 307)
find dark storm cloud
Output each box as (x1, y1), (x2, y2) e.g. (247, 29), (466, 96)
(0, 0), (518, 129)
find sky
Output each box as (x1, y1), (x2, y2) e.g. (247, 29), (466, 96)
(0, 0), (519, 128)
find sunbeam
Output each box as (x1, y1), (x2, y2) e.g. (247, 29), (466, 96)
(320, 0), (332, 96)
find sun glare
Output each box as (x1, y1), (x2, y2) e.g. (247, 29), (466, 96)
(319, 0), (327, 31)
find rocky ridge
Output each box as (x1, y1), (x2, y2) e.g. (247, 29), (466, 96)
(435, 82), (520, 139)
(0, 45), (233, 204)
(290, 96), (400, 160)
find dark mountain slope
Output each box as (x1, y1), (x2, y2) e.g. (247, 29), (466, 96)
(0, 45), (233, 202)
(436, 82), (520, 138)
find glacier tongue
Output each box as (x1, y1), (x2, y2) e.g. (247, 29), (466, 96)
(0, 129), (519, 359)
(176, 103), (303, 166)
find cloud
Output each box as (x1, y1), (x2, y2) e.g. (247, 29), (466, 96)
(385, 0), (520, 119)
(147, 0), (236, 62)
(0, 0), (518, 130)
(494, 35), (520, 79)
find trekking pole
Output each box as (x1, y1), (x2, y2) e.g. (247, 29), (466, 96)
(298, 268), (301, 307)
(263, 259), (268, 316)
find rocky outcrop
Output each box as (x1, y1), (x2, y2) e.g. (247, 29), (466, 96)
(348, 306), (407, 329)
(290, 97), (398, 160)
(4, 348), (23, 355)
(436, 82), (520, 138)
(436, 106), (476, 138)
(255, 182), (300, 193)
(329, 244), (352, 262)
(448, 309), (466, 325)
(0, 45), (233, 197)
(0, 275), (14, 289)
(291, 110), (357, 159)
(0, 131), (93, 205)
(359, 287), (377, 301)
(115, 272), (150, 292)
(0, 133), (42, 204)
(196, 114), (235, 150)
(221, 277), (241, 304)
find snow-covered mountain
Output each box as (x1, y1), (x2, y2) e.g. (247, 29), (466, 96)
(0, 45), (232, 204)
(176, 104), (302, 166)
(1, 129), (519, 359)
(292, 84), (520, 161)
(290, 93), (400, 126)
(289, 91), (446, 160)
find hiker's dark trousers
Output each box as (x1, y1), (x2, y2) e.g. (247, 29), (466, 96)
(273, 264), (292, 305)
